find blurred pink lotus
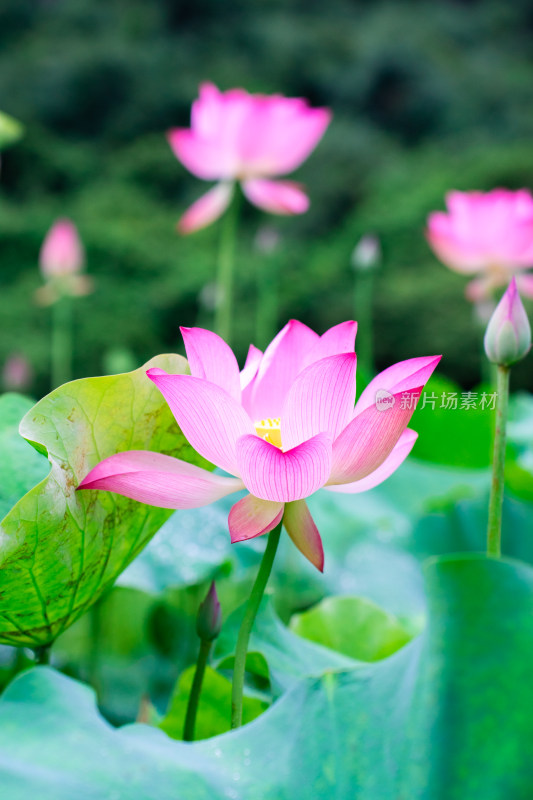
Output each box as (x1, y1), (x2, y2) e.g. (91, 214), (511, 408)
(2, 354), (33, 392)
(79, 322), (440, 571)
(40, 219), (84, 278)
(36, 219), (92, 305)
(427, 189), (533, 301)
(168, 83), (331, 233)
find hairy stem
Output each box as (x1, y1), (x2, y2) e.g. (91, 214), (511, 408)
(487, 364), (510, 557)
(231, 521), (282, 729)
(183, 638), (212, 741)
(214, 190), (240, 344)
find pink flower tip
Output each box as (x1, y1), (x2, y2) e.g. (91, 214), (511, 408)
(39, 219), (84, 279)
(484, 277), (532, 366)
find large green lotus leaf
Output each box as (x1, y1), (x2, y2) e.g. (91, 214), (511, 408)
(0, 354), (210, 648)
(117, 501), (234, 593)
(159, 665), (267, 741)
(213, 599), (358, 694)
(289, 595), (413, 660)
(0, 394), (49, 520)
(1, 555), (533, 799)
(0, 111), (24, 149)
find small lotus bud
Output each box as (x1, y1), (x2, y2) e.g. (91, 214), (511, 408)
(351, 234), (381, 271)
(39, 219), (84, 279)
(2, 354), (33, 391)
(484, 278), (531, 366)
(196, 581), (222, 642)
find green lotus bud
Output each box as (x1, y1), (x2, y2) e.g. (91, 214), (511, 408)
(196, 581), (222, 642)
(484, 278), (531, 366)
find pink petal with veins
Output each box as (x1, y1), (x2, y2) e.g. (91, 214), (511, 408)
(77, 450), (243, 508)
(236, 432), (331, 503)
(250, 320), (319, 420)
(181, 326), (241, 402)
(228, 494), (284, 543)
(283, 499), (324, 571)
(329, 389), (423, 485)
(301, 320), (357, 370)
(147, 369), (254, 476)
(240, 344), (263, 416)
(326, 429), (417, 494)
(281, 353), (356, 451)
(355, 356), (441, 417)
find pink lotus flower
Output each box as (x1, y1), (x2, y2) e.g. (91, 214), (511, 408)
(78, 322), (440, 571)
(168, 83), (331, 234)
(427, 189), (533, 301)
(36, 219), (92, 306)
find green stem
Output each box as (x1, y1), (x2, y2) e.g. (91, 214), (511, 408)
(231, 521), (282, 729)
(183, 638), (212, 741)
(487, 364), (510, 558)
(51, 295), (72, 388)
(214, 188), (240, 345)
(354, 269), (375, 376)
(87, 599), (103, 697)
(34, 644), (51, 665)
(255, 254), (279, 348)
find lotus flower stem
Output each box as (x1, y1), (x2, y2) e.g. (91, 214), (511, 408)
(231, 520), (282, 729)
(487, 364), (510, 557)
(183, 638), (212, 741)
(34, 644), (51, 665)
(354, 270), (375, 376)
(255, 257), (279, 348)
(51, 296), (72, 388)
(214, 190), (240, 345)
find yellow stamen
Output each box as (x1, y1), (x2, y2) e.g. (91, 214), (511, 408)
(254, 417), (282, 449)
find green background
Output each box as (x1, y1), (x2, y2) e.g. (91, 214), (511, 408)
(1, 0), (533, 393)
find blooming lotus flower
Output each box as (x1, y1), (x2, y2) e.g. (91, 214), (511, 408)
(168, 83), (331, 234)
(78, 322), (440, 571)
(484, 277), (531, 366)
(36, 219), (92, 306)
(427, 189), (533, 301)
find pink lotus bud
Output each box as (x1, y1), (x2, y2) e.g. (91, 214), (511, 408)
(2, 354), (33, 391)
(484, 278), (531, 366)
(196, 581), (222, 642)
(351, 234), (381, 271)
(39, 219), (84, 279)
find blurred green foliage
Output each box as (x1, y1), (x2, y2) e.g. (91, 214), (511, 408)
(2, 0), (533, 394)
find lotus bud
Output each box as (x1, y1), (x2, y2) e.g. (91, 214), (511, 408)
(39, 219), (84, 279)
(2, 354), (33, 391)
(351, 234), (381, 271)
(196, 581), (222, 642)
(484, 278), (531, 366)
